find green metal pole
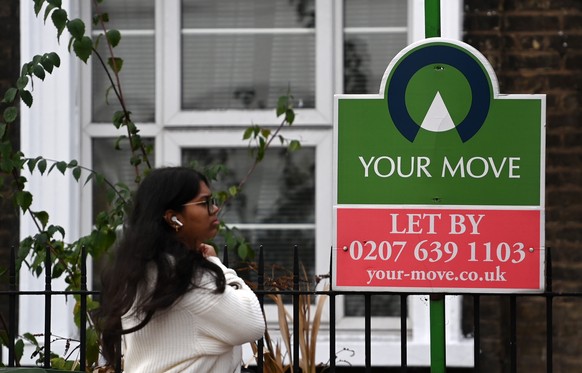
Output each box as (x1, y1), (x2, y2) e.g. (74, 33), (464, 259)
(430, 294), (446, 372)
(425, 0), (441, 38)
(425, 1), (445, 371)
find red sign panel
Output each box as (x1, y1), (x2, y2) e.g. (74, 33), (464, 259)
(334, 206), (543, 292)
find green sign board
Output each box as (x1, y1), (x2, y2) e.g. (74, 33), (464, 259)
(333, 38), (545, 293)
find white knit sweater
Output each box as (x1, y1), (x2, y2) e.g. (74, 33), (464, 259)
(121, 256), (265, 372)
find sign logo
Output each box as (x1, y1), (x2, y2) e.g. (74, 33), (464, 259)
(386, 44), (492, 143)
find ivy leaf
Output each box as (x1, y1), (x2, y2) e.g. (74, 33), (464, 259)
(21, 90), (34, 108)
(3, 88), (17, 103)
(106, 29), (121, 48)
(73, 36), (93, 63)
(33, 64), (46, 80)
(107, 57), (124, 73)
(51, 9), (68, 40)
(66, 18), (85, 39)
(3, 107), (18, 124)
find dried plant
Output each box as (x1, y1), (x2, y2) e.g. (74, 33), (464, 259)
(249, 265), (329, 373)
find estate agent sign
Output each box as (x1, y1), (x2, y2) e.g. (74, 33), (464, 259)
(332, 38), (546, 293)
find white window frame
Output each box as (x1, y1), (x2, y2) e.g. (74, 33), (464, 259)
(161, 0), (334, 127)
(17, 0), (471, 368)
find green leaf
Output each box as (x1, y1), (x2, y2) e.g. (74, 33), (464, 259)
(0, 123), (6, 139)
(40, 56), (54, 73)
(56, 160), (67, 174)
(47, 52), (61, 67)
(288, 139), (301, 151)
(38, 158), (47, 174)
(33, 0), (45, 17)
(86, 327), (100, 366)
(32, 210), (49, 228)
(114, 135), (127, 150)
(107, 57), (124, 73)
(243, 126), (254, 140)
(72, 165), (82, 180)
(66, 18), (85, 39)
(20, 90), (34, 108)
(33, 64), (46, 80)
(46, 0), (62, 7)
(27, 156), (42, 173)
(228, 185), (239, 197)
(106, 29), (121, 47)
(16, 76), (29, 90)
(14, 338), (24, 364)
(16, 191), (33, 211)
(277, 95), (289, 117)
(23, 333), (39, 347)
(3, 107), (18, 124)
(3, 87), (18, 103)
(285, 108), (295, 124)
(44, 4), (56, 23)
(112, 110), (125, 128)
(73, 36), (93, 63)
(51, 9), (68, 40)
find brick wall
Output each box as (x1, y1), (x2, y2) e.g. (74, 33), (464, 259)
(464, 0), (582, 371)
(0, 0), (20, 345)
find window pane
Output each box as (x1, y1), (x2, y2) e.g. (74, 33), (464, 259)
(183, 0), (315, 28)
(95, 0), (155, 30)
(344, 34), (407, 94)
(343, 0), (408, 95)
(344, 294), (400, 317)
(182, 147), (316, 277)
(182, 34), (315, 110)
(91, 0), (155, 123)
(182, 147), (315, 224)
(181, 0), (316, 110)
(344, 0), (406, 28)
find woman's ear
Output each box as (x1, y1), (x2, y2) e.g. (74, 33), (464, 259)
(164, 210), (182, 230)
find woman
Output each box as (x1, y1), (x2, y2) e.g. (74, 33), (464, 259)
(95, 167), (265, 372)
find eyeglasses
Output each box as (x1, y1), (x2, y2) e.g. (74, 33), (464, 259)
(182, 197), (217, 215)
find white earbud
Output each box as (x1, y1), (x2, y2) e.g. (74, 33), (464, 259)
(171, 216), (183, 227)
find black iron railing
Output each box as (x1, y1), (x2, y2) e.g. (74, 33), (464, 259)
(0, 245), (578, 372)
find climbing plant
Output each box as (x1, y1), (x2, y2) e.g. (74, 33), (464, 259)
(0, 0), (298, 369)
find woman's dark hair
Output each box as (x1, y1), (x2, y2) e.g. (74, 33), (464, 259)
(93, 167), (226, 365)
